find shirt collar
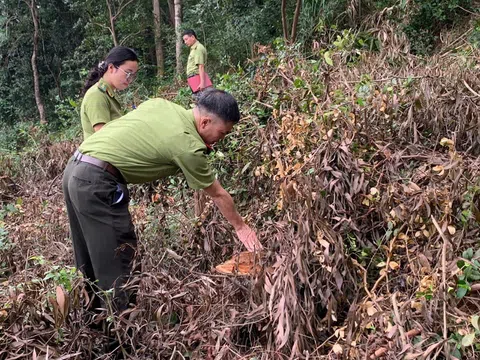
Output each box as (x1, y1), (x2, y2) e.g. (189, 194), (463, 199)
(99, 78), (116, 98)
(189, 109), (213, 154)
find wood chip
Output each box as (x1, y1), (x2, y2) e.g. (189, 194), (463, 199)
(215, 251), (262, 276)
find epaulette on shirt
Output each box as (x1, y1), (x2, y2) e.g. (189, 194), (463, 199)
(98, 83), (115, 98)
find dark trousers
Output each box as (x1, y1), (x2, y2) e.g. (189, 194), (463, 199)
(62, 158), (137, 313)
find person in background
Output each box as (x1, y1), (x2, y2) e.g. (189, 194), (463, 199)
(182, 29), (210, 94)
(80, 46), (139, 139)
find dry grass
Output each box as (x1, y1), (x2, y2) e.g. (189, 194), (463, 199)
(1, 27), (480, 359)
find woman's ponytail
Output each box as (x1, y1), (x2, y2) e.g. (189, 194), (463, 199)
(82, 61), (108, 95)
(81, 46), (138, 96)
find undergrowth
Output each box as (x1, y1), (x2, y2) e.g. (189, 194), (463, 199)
(1, 28), (480, 359)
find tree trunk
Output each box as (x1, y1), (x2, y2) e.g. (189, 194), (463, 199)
(281, 0), (288, 41)
(290, 0), (302, 43)
(106, 0), (118, 46)
(26, 0), (46, 124)
(167, 0), (175, 27)
(152, 0), (164, 77)
(174, 0), (182, 75)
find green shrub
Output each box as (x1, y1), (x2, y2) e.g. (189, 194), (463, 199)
(0, 122), (40, 153)
(404, 0), (473, 55)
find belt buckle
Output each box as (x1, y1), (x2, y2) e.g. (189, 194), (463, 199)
(73, 150), (82, 161)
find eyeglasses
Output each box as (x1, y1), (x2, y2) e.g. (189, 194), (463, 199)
(115, 66), (137, 82)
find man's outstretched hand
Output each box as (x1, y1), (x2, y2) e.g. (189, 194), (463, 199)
(202, 181), (263, 252)
(236, 225), (263, 252)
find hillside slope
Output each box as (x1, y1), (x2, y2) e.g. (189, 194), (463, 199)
(1, 30), (480, 359)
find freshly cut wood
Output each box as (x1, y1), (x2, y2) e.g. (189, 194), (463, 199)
(215, 251), (262, 276)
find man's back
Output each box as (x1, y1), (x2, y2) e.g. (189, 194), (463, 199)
(79, 98), (212, 187)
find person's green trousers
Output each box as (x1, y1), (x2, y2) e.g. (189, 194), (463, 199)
(62, 157), (137, 312)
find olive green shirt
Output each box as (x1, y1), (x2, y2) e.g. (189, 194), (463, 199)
(79, 98), (215, 189)
(186, 41), (207, 77)
(80, 79), (122, 140)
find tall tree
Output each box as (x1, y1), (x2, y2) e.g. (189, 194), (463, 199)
(24, 0), (46, 124)
(167, 0), (175, 27)
(281, 0), (288, 40)
(174, 0), (182, 75)
(281, 0), (303, 43)
(152, 0), (164, 76)
(290, 0), (302, 42)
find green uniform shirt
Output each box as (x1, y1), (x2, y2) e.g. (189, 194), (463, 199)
(81, 78), (122, 140)
(79, 98), (215, 189)
(186, 41), (207, 77)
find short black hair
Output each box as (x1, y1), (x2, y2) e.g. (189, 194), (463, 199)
(197, 88), (240, 124)
(182, 29), (197, 38)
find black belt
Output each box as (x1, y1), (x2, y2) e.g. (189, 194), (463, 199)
(73, 150), (124, 182)
(187, 74), (198, 78)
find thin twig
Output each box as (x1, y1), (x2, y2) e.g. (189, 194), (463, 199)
(391, 292), (407, 350)
(115, 0), (136, 20)
(431, 215), (450, 359)
(346, 75), (432, 84)
(46, 173), (61, 196)
(119, 30), (144, 46)
(457, 6), (479, 16)
(463, 79), (480, 97)
(253, 100), (274, 109)
(278, 70), (294, 85)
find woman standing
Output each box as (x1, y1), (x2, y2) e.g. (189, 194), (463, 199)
(81, 46), (139, 139)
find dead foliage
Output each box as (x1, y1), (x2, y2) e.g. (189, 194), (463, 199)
(1, 30), (480, 360)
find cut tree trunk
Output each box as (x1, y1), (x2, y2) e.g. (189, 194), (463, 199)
(152, 0), (164, 77)
(25, 0), (46, 124)
(174, 0), (182, 75)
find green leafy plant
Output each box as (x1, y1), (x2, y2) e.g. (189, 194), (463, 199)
(455, 248), (480, 299)
(0, 225), (13, 278)
(469, 20), (480, 48)
(459, 185), (480, 227)
(448, 315), (480, 358)
(0, 203), (17, 254)
(43, 266), (80, 291)
(416, 285), (435, 301)
(0, 226), (12, 252)
(345, 233), (371, 265)
(404, 0), (473, 55)
(0, 203), (18, 221)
